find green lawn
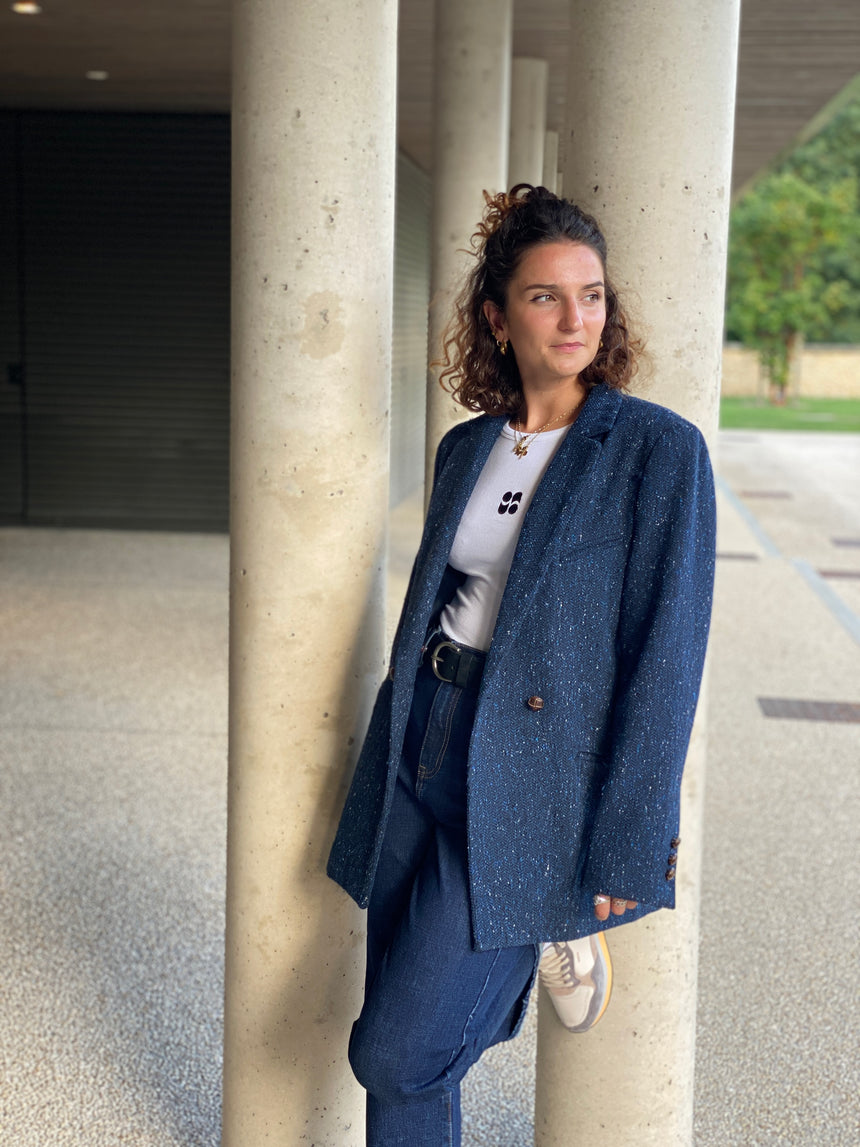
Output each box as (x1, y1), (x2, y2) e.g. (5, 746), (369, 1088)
(720, 396), (860, 432)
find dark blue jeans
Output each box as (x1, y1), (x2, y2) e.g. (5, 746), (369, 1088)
(348, 659), (539, 1146)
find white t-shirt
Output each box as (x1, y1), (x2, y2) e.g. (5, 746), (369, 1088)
(440, 421), (571, 651)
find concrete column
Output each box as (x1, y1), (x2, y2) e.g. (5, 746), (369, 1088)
(425, 0), (513, 496)
(542, 129), (559, 193)
(535, 3), (740, 1145)
(223, 2), (397, 1145)
(508, 57), (549, 188)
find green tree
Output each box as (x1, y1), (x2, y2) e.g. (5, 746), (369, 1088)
(725, 90), (860, 395)
(787, 94), (860, 342)
(726, 172), (857, 396)
(789, 93), (860, 188)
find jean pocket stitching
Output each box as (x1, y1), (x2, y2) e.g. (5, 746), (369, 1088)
(419, 686), (462, 785)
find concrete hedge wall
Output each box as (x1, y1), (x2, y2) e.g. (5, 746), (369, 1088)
(722, 344), (860, 398)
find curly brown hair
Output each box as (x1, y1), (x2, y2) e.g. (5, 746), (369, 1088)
(437, 184), (640, 416)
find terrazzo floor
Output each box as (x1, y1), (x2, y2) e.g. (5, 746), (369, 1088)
(1, 430), (858, 1145)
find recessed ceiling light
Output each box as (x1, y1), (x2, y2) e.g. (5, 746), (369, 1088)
(86, 70), (109, 82)
(12, 2), (43, 13)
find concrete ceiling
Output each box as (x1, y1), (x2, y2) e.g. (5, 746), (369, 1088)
(0, 1), (858, 193)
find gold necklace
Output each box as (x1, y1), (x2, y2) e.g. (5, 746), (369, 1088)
(512, 405), (578, 458)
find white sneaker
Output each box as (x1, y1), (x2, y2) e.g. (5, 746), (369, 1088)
(538, 933), (613, 1033)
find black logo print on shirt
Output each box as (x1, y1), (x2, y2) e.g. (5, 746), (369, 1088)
(497, 491), (523, 515)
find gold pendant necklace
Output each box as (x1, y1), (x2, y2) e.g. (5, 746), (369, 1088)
(512, 405), (578, 458)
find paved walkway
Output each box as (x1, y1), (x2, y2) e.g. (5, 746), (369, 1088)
(0, 430), (857, 1145)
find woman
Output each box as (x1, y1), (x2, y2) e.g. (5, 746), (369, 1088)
(328, 184), (716, 1145)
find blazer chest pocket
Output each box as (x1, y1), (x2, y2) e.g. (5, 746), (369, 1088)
(555, 533), (625, 565)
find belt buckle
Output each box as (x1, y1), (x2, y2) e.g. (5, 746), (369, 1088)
(430, 639), (460, 684)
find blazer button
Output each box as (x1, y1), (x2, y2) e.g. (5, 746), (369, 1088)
(668, 849), (678, 862)
(387, 665), (395, 682)
(526, 696), (545, 711)
(671, 836), (681, 848)
(666, 866), (677, 880)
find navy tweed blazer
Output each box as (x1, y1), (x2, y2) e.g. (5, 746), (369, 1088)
(327, 383), (716, 949)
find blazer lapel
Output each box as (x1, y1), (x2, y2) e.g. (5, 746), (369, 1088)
(484, 385), (622, 683)
(396, 414), (505, 658)
(388, 413), (505, 771)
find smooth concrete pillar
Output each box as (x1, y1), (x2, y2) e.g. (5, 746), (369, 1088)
(535, 3), (740, 1145)
(543, 129), (559, 192)
(223, 2), (397, 1145)
(425, 0), (513, 496)
(508, 57), (549, 187)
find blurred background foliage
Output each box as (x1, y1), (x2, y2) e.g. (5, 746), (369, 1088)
(725, 87), (860, 394)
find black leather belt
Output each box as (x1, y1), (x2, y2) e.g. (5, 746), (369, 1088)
(423, 631), (486, 693)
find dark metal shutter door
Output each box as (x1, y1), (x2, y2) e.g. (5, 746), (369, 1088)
(22, 112), (230, 531)
(0, 113), (24, 520)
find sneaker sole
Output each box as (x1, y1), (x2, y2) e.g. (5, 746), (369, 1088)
(589, 931), (613, 1028)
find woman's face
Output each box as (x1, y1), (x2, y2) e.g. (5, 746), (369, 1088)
(483, 240), (606, 393)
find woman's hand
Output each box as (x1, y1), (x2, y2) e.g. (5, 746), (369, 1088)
(593, 893), (638, 921)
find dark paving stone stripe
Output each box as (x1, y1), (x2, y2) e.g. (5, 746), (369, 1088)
(739, 490), (792, 499)
(818, 569), (860, 580)
(831, 538), (860, 548)
(716, 552), (760, 561)
(758, 697), (860, 723)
